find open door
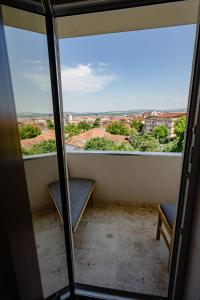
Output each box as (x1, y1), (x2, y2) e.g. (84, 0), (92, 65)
(1, 2), (74, 299)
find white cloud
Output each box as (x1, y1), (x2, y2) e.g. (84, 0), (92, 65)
(24, 62), (116, 95)
(61, 64), (116, 94)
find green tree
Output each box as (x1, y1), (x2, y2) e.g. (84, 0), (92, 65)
(106, 121), (130, 136)
(84, 137), (116, 151)
(93, 118), (101, 128)
(19, 124), (41, 139)
(130, 120), (144, 133)
(131, 133), (160, 152)
(46, 119), (54, 129)
(153, 125), (168, 143)
(173, 117), (186, 152)
(64, 123), (80, 137)
(31, 139), (56, 154)
(77, 121), (91, 132)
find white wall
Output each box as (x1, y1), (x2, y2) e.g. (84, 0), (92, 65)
(24, 152), (182, 212)
(24, 154), (59, 212)
(67, 152), (182, 206)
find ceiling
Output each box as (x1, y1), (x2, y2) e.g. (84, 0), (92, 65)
(2, 0), (199, 38)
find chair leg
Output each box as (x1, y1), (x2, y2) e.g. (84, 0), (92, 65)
(168, 226), (174, 272)
(156, 211), (162, 240)
(168, 237), (173, 271)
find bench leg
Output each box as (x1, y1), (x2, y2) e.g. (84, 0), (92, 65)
(89, 191), (94, 208)
(156, 211), (162, 240)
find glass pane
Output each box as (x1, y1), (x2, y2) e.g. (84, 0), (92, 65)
(57, 9), (196, 298)
(3, 5), (69, 298)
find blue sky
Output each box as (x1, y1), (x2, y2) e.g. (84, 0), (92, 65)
(5, 25), (196, 114)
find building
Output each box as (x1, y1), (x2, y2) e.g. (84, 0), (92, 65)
(64, 113), (73, 124)
(21, 129), (55, 150)
(144, 112), (186, 139)
(66, 128), (130, 150)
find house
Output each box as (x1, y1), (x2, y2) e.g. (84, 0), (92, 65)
(21, 129), (55, 150)
(66, 128), (130, 150)
(144, 112), (186, 139)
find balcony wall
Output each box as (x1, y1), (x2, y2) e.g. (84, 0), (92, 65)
(24, 152), (182, 213)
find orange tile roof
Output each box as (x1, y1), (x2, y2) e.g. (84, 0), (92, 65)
(150, 112), (186, 119)
(21, 129), (55, 149)
(66, 128), (128, 149)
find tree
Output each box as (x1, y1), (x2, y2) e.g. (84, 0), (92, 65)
(174, 117), (186, 152)
(46, 119), (54, 129)
(93, 118), (101, 128)
(31, 139), (56, 154)
(130, 120), (144, 133)
(77, 121), (91, 132)
(106, 121), (130, 136)
(64, 123), (80, 137)
(153, 125), (168, 143)
(131, 133), (160, 152)
(19, 124), (41, 139)
(84, 137), (116, 151)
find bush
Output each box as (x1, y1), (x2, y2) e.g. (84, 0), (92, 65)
(84, 137), (116, 151)
(131, 133), (160, 152)
(19, 124), (41, 139)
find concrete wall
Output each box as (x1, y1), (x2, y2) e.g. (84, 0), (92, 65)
(24, 154), (59, 212)
(24, 152), (182, 212)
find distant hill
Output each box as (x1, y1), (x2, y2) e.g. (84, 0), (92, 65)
(69, 108), (187, 116)
(17, 112), (53, 119)
(17, 108), (186, 119)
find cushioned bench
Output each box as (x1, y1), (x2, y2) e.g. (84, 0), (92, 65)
(156, 203), (177, 270)
(48, 178), (95, 232)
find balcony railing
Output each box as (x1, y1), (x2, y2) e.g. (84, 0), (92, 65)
(25, 151), (182, 297)
(24, 151), (182, 212)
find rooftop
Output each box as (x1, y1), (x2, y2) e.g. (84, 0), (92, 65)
(147, 112), (186, 119)
(66, 128), (129, 149)
(21, 129), (55, 149)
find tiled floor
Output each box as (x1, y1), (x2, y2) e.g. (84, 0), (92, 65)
(33, 205), (169, 298)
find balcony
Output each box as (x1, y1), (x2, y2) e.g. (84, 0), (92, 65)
(25, 151), (182, 298)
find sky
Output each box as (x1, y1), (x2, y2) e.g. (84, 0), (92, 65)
(5, 24), (196, 114)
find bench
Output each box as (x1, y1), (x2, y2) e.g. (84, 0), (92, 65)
(48, 178), (95, 232)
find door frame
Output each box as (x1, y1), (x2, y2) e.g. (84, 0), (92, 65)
(0, 5), (43, 299)
(2, 0), (200, 299)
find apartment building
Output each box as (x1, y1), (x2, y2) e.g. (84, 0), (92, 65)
(144, 112), (186, 139)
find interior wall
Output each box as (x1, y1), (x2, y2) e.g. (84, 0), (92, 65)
(24, 152), (182, 212)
